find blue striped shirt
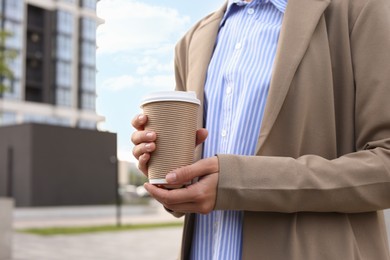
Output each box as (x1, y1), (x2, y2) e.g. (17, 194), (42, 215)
(190, 0), (287, 259)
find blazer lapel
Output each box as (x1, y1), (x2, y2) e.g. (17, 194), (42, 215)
(187, 4), (227, 126)
(255, 0), (331, 154)
(185, 4), (226, 161)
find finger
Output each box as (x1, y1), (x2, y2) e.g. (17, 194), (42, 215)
(196, 128), (208, 146)
(166, 202), (214, 214)
(131, 130), (156, 145)
(144, 182), (214, 214)
(132, 142), (156, 159)
(164, 202), (198, 214)
(144, 183), (194, 205)
(131, 114), (147, 130)
(138, 153), (150, 176)
(165, 157), (218, 185)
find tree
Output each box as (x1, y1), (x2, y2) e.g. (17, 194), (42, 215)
(0, 30), (16, 94)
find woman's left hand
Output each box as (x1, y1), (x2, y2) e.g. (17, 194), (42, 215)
(144, 156), (219, 214)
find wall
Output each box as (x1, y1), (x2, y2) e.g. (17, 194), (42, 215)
(0, 123), (117, 206)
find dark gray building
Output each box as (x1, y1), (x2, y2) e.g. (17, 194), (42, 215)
(0, 123), (117, 207)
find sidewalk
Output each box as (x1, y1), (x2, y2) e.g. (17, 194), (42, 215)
(10, 204), (390, 260)
(12, 201), (184, 260)
(13, 200), (182, 229)
(13, 226), (182, 260)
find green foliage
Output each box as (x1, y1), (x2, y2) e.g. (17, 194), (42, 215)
(0, 30), (17, 94)
(18, 222), (184, 236)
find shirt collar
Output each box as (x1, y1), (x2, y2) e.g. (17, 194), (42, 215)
(222, 0), (288, 25)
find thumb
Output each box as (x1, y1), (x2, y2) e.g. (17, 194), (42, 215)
(196, 128), (208, 146)
(165, 157), (218, 184)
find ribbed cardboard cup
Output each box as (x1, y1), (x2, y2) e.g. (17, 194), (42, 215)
(141, 91), (200, 188)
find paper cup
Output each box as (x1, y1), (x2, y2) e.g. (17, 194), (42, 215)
(141, 91), (200, 188)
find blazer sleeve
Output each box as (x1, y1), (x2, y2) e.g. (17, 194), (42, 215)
(214, 0), (390, 213)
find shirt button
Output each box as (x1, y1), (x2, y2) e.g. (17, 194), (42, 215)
(221, 130), (227, 137)
(235, 42), (242, 50)
(213, 221), (219, 233)
(226, 87), (232, 94)
(247, 8), (254, 14)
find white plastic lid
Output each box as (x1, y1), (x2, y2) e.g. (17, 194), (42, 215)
(141, 91), (200, 107)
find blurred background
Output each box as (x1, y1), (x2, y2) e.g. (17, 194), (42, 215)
(0, 0), (224, 259)
(0, 0), (388, 259)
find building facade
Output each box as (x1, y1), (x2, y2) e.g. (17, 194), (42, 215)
(0, 0), (119, 207)
(0, 0), (103, 129)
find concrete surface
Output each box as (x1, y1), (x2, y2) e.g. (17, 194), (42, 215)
(0, 198), (13, 260)
(13, 227), (182, 260)
(12, 202), (183, 260)
(9, 204), (390, 260)
(12, 203), (175, 229)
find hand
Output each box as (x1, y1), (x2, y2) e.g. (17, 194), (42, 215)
(131, 114), (157, 176)
(144, 156), (219, 214)
(131, 113), (209, 176)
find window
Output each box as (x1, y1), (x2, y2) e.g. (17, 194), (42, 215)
(80, 66), (95, 91)
(80, 92), (95, 110)
(57, 10), (73, 35)
(47, 116), (71, 126)
(55, 87), (71, 107)
(0, 111), (17, 126)
(80, 41), (95, 66)
(23, 114), (71, 126)
(23, 114), (46, 124)
(4, 0), (23, 22)
(80, 18), (96, 41)
(78, 17), (97, 111)
(1, 79), (21, 100)
(56, 61), (72, 87)
(4, 21), (23, 49)
(77, 119), (96, 129)
(80, 0), (96, 10)
(56, 34), (73, 61)
(54, 11), (74, 108)
(6, 51), (22, 79)
(61, 0), (76, 4)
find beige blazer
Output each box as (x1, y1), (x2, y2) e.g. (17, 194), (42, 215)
(174, 0), (390, 259)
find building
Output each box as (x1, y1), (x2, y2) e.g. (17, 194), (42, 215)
(0, 0), (118, 207)
(0, 0), (102, 128)
(0, 123), (117, 207)
(118, 160), (147, 187)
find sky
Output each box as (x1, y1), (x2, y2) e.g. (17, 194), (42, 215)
(95, 0), (225, 162)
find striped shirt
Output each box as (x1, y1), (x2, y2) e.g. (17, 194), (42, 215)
(190, 0), (287, 259)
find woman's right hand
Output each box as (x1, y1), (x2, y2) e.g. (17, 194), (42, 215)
(131, 113), (209, 176)
(131, 114), (156, 176)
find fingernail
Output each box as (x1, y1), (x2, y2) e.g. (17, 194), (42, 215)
(146, 132), (154, 138)
(166, 172), (177, 183)
(145, 143), (152, 151)
(138, 115), (145, 121)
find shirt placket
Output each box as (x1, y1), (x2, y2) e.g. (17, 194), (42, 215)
(215, 4), (256, 259)
(221, 2), (258, 154)
(220, 23), (245, 154)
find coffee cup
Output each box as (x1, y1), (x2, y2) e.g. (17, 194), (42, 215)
(141, 91), (200, 188)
